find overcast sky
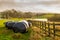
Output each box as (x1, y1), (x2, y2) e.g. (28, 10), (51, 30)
(0, 0), (60, 13)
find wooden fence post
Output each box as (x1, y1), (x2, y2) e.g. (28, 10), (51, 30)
(42, 21), (44, 36)
(33, 21), (35, 26)
(40, 21), (42, 36)
(48, 22), (50, 37)
(53, 22), (55, 39)
(44, 22), (46, 36)
(40, 22), (42, 29)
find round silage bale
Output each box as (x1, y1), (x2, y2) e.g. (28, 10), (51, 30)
(19, 20), (29, 28)
(5, 21), (15, 29)
(12, 22), (29, 33)
(4, 20), (31, 33)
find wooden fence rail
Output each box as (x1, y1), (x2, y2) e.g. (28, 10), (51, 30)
(27, 20), (60, 39)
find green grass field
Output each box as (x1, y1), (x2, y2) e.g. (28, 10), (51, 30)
(0, 19), (52, 40)
(35, 14), (54, 18)
(0, 19), (32, 40)
(0, 27), (32, 40)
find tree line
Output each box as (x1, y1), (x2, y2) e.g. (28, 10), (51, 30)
(0, 9), (35, 19)
(0, 9), (60, 22)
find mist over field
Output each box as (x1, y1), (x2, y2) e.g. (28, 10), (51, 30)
(0, 0), (60, 13)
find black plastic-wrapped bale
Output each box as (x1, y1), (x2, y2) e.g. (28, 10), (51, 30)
(5, 21), (15, 29)
(13, 22), (29, 33)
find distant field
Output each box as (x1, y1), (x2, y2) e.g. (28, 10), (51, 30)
(35, 14), (54, 18)
(0, 18), (22, 27)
